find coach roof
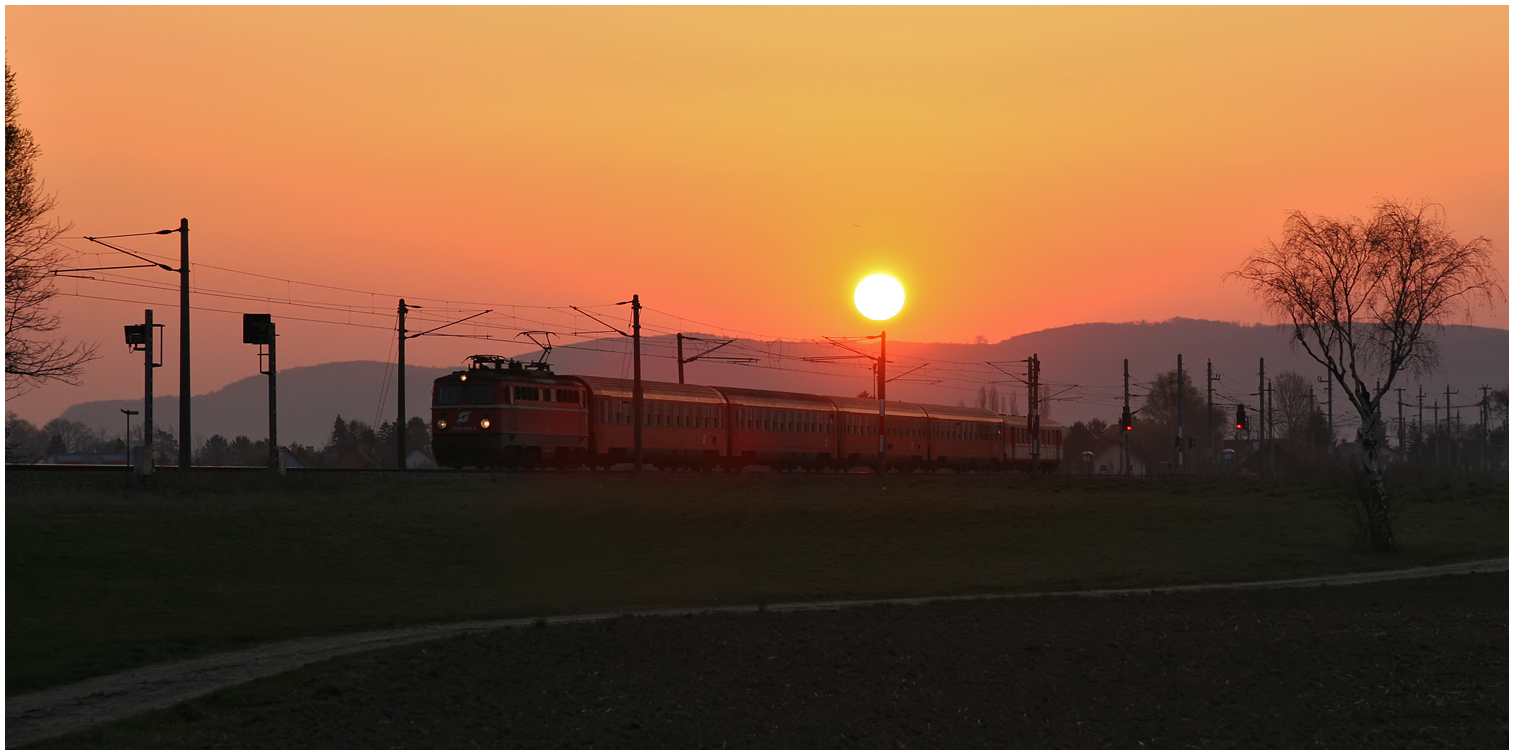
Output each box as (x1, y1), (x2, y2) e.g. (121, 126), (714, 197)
(917, 404), (1003, 423)
(574, 375), (726, 404)
(828, 396), (929, 418)
(711, 386), (838, 412)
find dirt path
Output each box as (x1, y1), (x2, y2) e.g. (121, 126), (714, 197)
(7, 558), (1506, 747)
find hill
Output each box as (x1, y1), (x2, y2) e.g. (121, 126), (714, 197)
(56, 319), (1507, 447)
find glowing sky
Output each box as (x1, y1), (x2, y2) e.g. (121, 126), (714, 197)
(5, 6), (1508, 422)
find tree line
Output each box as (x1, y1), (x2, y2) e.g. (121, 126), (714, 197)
(5, 412), (434, 468)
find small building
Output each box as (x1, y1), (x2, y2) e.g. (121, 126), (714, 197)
(1085, 438), (1148, 475)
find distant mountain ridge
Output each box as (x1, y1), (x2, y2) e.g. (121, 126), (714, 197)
(58, 319), (1508, 447)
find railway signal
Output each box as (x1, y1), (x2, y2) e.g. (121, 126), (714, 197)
(1120, 408), (1133, 432)
(124, 310), (163, 476)
(243, 314), (280, 474)
(1236, 404), (1247, 431)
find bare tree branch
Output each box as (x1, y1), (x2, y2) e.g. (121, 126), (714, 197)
(6, 64), (97, 397)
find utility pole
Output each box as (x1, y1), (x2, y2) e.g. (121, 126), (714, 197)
(1395, 387), (1406, 461)
(1175, 354), (1184, 473)
(1258, 358), (1265, 470)
(1453, 406), (1461, 469)
(397, 299), (408, 469)
(677, 333), (686, 384)
(1122, 358), (1130, 476)
(1028, 353), (1040, 477)
(142, 310), (156, 472)
(1481, 385), (1492, 469)
(80, 220), (190, 466)
(877, 331), (889, 475)
(632, 295), (643, 473)
(1206, 359), (1215, 471)
(1266, 379), (1275, 475)
(267, 324), (278, 471)
(1445, 384), (1458, 441)
(1417, 385), (1425, 449)
(144, 310), (154, 467)
(1432, 400), (1440, 466)
(177, 219), (191, 469)
(1316, 374), (1332, 455)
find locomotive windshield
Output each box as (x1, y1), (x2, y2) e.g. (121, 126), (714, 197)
(438, 385), (495, 405)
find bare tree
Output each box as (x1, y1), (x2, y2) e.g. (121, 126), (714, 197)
(976, 383), (1005, 414)
(1272, 371), (1318, 443)
(6, 64), (95, 396)
(1234, 200), (1502, 550)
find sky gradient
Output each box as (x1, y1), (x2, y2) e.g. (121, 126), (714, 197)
(5, 6), (1508, 423)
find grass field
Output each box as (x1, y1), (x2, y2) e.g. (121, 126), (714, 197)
(7, 472), (1507, 695)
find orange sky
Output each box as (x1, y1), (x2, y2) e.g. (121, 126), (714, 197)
(5, 6), (1508, 423)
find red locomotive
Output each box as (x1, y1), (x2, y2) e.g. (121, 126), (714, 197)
(431, 355), (1063, 472)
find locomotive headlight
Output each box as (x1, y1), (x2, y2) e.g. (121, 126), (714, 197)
(436, 418), (448, 430)
(479, 418), (491, 429)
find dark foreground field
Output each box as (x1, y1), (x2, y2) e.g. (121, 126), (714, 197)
(40, 572), (1508, 749)
(8, 474), (1508, 696)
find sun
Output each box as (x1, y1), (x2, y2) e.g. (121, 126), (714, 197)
(854, 274), (906, 321)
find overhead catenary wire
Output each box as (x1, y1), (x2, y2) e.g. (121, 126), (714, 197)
(52, 242), (1182, 414)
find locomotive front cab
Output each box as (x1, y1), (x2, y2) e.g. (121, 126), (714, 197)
(431, 355), (589, 469)
(431, 367), (508, 468)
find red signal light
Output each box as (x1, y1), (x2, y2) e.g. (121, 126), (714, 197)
(1235, 423), (1242, 430)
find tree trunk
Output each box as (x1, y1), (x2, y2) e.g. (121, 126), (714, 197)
(1357, 412), (1394, 551)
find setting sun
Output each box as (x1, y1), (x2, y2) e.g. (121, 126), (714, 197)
(854, 274), (906, 321)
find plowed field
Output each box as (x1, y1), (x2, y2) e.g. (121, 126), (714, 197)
(47, 571), (1508, 749)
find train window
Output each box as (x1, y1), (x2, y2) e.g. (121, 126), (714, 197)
(437, 385), (464, 405)
(465, 385), (493, 404)
(513, 386), (540, 402)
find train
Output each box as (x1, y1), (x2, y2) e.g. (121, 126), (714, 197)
(431, 355), (1062, 472)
